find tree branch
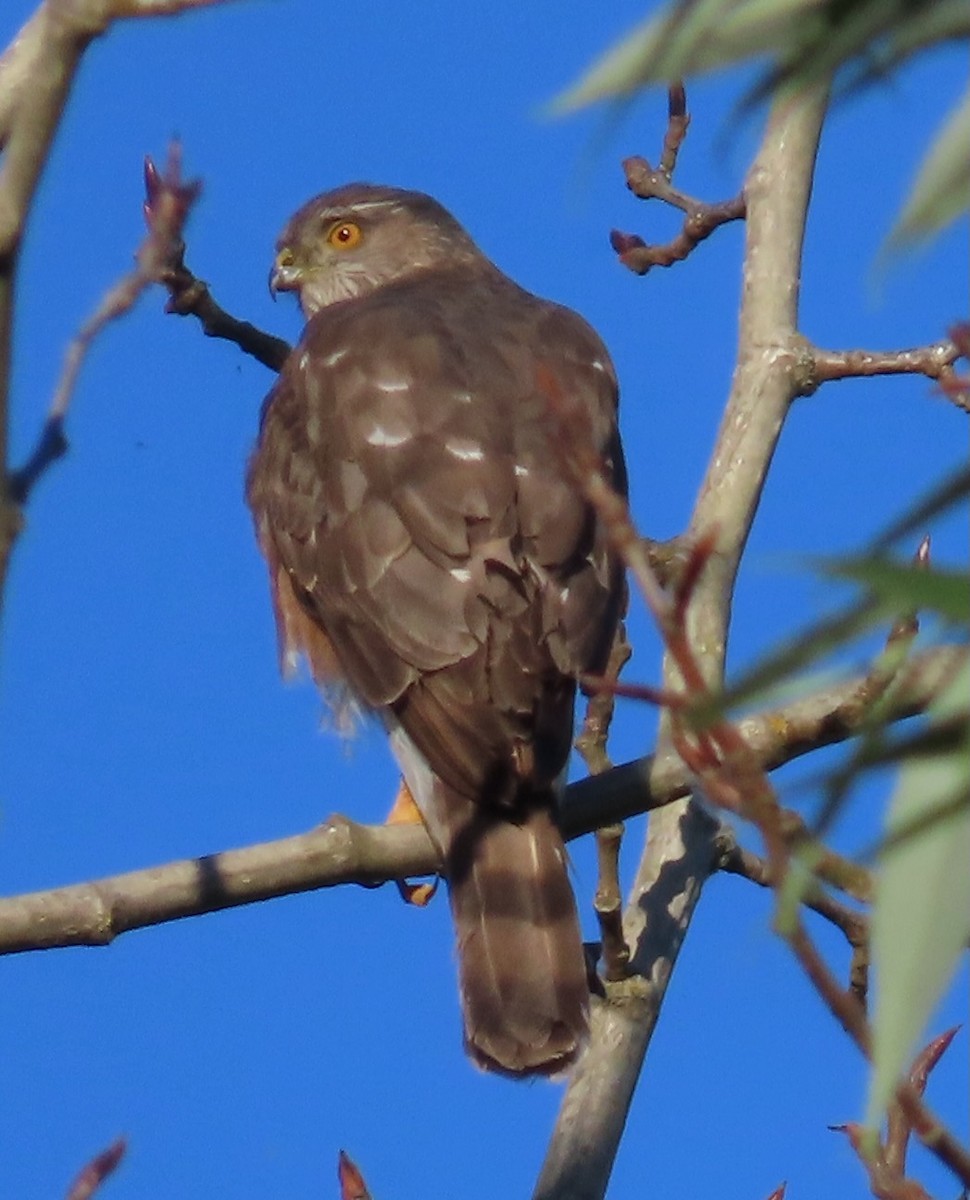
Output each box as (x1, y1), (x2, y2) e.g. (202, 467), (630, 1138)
(8, 145), (200, 506)
(715, 829), (868, 948)
(535, 81), (832, 1200)
(0, 0), (249, 615)
(607, 84), (744, 277)
(0, 644), (960, 958)
(576, 625), (633, 981)
(794, 335), (967, 406)
(143, 157), (291, 371)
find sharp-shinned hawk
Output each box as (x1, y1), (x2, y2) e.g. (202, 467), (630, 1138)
(246, 183), (626, 1077)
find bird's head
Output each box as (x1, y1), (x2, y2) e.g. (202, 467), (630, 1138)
(270, 183), (481, 318)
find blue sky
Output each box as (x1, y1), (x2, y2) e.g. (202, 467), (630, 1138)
(1, 2), (966, 1196)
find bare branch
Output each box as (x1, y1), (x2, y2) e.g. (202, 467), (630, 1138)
(0, 0), (252, 611)
(144, 156), (291, 371)
(0, 644), (961, 959)
(0, 816), (437, 955)
(606, 84), (744, 277)
(794, 335), (966, 405)
(715, 827), (868, 947)
(611, 146), (745, 276)
(576, 626), (633, 982)
(6, 144), (200, 510)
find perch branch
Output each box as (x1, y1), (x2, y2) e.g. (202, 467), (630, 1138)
(0, 643), (961, 957)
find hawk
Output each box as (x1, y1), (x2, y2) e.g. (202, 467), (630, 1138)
(246, 184), (626, 1077)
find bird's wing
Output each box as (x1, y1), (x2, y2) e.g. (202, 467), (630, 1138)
(247, 269), (625, 804)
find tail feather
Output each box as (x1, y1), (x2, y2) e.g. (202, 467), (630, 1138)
(444, 792), (589, 1077)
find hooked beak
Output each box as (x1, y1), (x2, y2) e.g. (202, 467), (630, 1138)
(268, 248), (301, 300)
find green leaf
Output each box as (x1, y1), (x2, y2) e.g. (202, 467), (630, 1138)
(551, 0), (965, 113)
(866, 659), (970, 1126)
(871, 464), (970, 552)
(550, 0), (819, 113)
(818, 558), (970, 622)
(889, 85), (970, 246)
(697, 595), (882, 721)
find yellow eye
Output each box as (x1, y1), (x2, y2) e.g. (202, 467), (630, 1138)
(326, 220), (363, 250)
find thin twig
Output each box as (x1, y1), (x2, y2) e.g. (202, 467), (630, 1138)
(795, 336), (965, 402)
(658, 81), (690, 178)
(576, 626), (633, 981)
(607, 83), (745, 277)
(795, 930), (970, 1188)
(715, 828), (867, 947)
(144, 156), (291, 371)
(7, 144), (200, 504)
(575, 623), (632, 776)
(611, 145), (745, 275)
(885, 1027), (961, 1180)
(593, 824), (629, 981)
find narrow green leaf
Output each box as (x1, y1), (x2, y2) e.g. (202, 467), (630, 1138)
(698, 595), (882, 721)
(550, 0), (818, 113)
(819, 559), (970, 622)
(871, 464), (970, 552)
(889, 85), (970, 246)
(550, 10), (669, 114)
(866, 660), (970, 1126)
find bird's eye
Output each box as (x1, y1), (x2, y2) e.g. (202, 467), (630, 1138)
(326, 220), (363, 250)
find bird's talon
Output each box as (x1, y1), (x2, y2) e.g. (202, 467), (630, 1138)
(396, 878), (439, 907)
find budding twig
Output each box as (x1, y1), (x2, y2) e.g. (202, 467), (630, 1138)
(610, 84), (745, 276)
(10, 143), (201, 505)
(143, 156), (290, 372)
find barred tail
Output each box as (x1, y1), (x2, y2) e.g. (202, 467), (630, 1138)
(440, 787), (589, 1077)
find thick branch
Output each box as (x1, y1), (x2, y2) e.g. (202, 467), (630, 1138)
(0, 644), (961, 957)
(535, 83), (832, 1200)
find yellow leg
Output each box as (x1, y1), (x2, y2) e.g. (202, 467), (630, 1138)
(386, 779), (439, 907)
